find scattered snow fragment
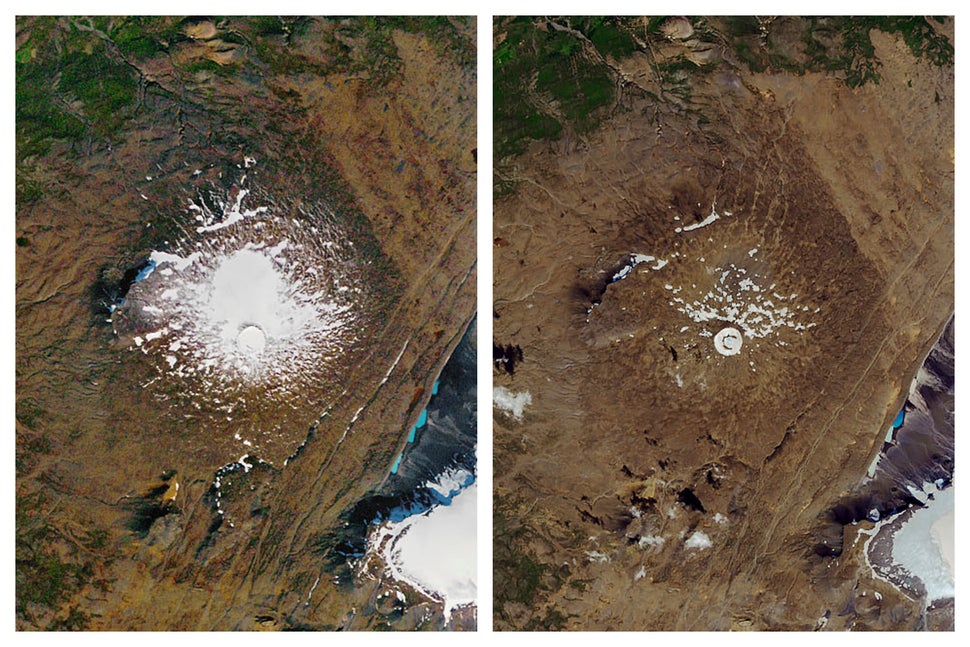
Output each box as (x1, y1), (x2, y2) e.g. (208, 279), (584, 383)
(671, 262), (816, 342)
(638, 535), (665, 551)
(685, 531), (712, 550)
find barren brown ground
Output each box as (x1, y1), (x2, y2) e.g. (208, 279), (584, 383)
(494, 25), (952, 630)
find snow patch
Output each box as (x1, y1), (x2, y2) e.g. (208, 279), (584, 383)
(194, 188), (269, 234)
(675, 203), (732, 234)
(493, 386), (532, 420)
(611, 253), (669, 282)
(151, 250), (201, 272)
(638, 535), (665, 551)
(685, 531), (712, 550)
(426, 466), (475, 500)
(116, 177), (373, 462)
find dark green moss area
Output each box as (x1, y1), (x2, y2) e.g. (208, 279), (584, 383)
(16, 491), (111, 628)
(494, 493), (584, 629)
(493, 499), (543, 612)
(493, 16), (724, 169)
(737, 16), (954, 88)
(240, 16), (472, 81)
(494, 16), (953, 168)
(15, 16), (475, 215)
(494, 17), (636, 160)
(388, 16), (475, 68)
(15, 17), (190, 158)
(16, 16), (476, 160)
(242, 16), (321, 76)
(315, 16), (475, 85)
(60, 51), (138, 128)
(110, 16), (184, 58)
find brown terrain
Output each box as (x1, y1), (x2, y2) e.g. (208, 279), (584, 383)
(493, 20), (953, 630)
(16, 17), (475, 630)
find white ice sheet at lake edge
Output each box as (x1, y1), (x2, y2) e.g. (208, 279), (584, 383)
(375, 483), (477, 620)
(891, 486), (954, 602)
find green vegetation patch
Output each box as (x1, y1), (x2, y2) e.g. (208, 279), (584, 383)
(493, 16), (719, 165)
(494, 17), (629, 160)
(15, 491), (107, 627)
(744, 16), (955, 87)
(387, 16), (475, 68)
(493, 492), (585, 629)
(16, 17), (142, 157)
(110, 16), (183, 58)
(312, 16), (474, 86)
(494, 15), (953, 172)
(580, 17), (638, 60)
(58, 49), (138, 130)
